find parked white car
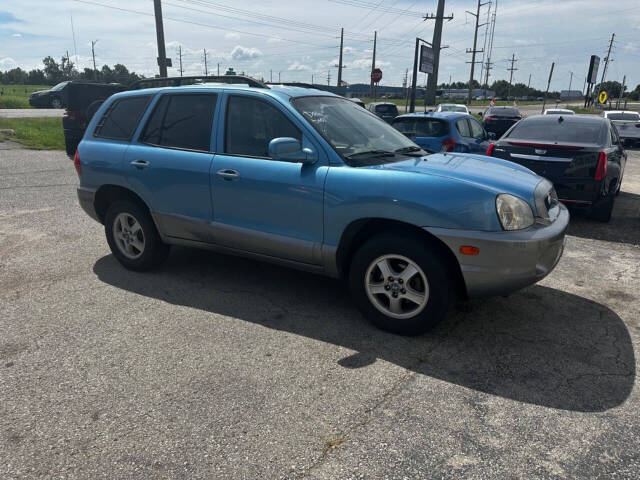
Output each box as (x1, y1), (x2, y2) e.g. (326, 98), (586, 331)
(436, 103), (469, 114)
(543, 108), (575, 115)
(602, 111), (640, 146)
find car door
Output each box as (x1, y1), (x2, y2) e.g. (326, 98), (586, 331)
(608, 123), (626, 192)
(124, 92), (219, 241)
(210, 92), (327, 265)
(455, 118), (472, 152)
(468, 116), (490, 153)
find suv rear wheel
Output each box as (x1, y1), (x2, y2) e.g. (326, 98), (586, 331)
(105, 200), (169, 271)
(348, 233), (454, 335)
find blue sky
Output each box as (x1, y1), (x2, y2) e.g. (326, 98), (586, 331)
(1, 0), (639, 91)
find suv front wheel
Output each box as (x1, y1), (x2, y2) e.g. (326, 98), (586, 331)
(348, 233), (454, 335)
(105, 200), (169, 271)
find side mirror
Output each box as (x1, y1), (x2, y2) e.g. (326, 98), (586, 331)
(268, 137), (317, 164)
(487, 131), (497, 140)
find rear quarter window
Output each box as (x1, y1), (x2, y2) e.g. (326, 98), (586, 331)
(94, 95), (151, 140)
(393, 118), (449, 137)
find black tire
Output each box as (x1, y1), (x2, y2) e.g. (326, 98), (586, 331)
(348, 233), (455, 336)
(50, 97), (63, 109)
(591, 195), (615, 222)
(64, 136), (78, 157)
(105, 200), (169, 271)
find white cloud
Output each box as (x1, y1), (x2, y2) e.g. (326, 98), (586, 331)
(0, 57), (18, 69)
(288, 61), (311, 71)
(229, 46), (262, 61)
(11, 33), (21, 37)
(225, 32), (241, 40)
(343, 46), (356, 54)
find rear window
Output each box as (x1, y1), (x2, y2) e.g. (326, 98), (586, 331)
(607, 112), (640, 121)
(506, 118), (605, 143)
(440, 105), (466, 113)
(490, 108), (520, 117)
(141, 93), (218, 151)
(392, 117), (449, 137)
(376, 104), (399, 114)
(94, 96), (151, 140)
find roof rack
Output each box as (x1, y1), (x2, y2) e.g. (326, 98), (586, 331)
(266, 82), (316, 89)
(128, 75), (269, 90)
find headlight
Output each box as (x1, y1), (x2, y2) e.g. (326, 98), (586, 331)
(496, 194), (534, 230)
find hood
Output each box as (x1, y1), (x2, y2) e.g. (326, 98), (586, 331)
(378, 152), (542, 200)
(30, 90), (49, 96)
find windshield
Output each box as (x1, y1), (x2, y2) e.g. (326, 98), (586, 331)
(375, 104), (399, 114)
(293, 96), (425, 166)
(608, 112), (640, 121)
(393, 117), (449, 137)
(51, 81), (69, 91)
(490, 107), (520, 117)
(440, 105), (466, 112)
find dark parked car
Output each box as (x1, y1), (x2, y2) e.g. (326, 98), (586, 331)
(481, 106), (522, 137)
(62, 82), (126, 155)
(59, 76), (266, 156)
(486, 114), (626, 221)
(367, 102), (399, 123)
(28, 81), (70, 108)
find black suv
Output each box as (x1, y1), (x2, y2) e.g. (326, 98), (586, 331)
(481, 106), (522, 138)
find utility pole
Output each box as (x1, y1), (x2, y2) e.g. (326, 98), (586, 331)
(370, 30), (377, 98)
(601, 33), (615, 84)
(203, 49), (208, 76)
(337, 27), (344, 95)
(217, 63), (220, 76)
(478, 2), (492, 91)
(270, 70), (273, 82)
(424, 0), (454, 106)
(91, 40), (98, 80)
(466, 0), (488, 105)
(483, 1), (497, 98)
(177, 45), (183, 77)
(311, 74), (314, 85)
(327, 70), (331, 86)
(507, 53), (517, 98)
(153, 0), (168, 77)
(404, 69), (410, 111)
(528, 73), (531, 89)
(541, 62), (555, 113)
(278, 71), (281, 82)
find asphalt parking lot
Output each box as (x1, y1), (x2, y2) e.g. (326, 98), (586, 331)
(1, 146), (639, 479)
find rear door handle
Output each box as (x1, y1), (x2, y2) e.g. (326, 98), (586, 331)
(130, 159), (150, 169)
(216, 169), (240, 180)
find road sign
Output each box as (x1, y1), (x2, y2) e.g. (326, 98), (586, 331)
(371, 68), (382, 83)
(587, 55), (600, 84)
(599, 90), (607, 104)
(419, 45), (434, 74)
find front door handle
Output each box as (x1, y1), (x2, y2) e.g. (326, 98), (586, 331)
(216, 169), (240, 181)
(130, 159), (150, 169)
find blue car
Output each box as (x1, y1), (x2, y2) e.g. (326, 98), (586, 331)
(392, 112), (495, 154)
(76, 80), (568, 335)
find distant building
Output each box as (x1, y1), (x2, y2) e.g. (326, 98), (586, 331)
(560, 90), (583, 100)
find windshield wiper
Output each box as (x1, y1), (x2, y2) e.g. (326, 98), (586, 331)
(395, 146), (428, 156)
(345, 149), (396, 159)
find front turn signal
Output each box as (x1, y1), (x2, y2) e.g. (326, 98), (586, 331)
(460, 246), (479, 256)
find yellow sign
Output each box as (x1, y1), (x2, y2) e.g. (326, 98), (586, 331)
(599, 91), (607, 104)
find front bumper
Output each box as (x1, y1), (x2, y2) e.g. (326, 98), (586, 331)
(425, 204), (569, 297)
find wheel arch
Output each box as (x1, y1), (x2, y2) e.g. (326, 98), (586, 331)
(94, 184), (152, 225)
(335, 218), (467, 299)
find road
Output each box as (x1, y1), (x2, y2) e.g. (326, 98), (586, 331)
(1, 145), (639, 479)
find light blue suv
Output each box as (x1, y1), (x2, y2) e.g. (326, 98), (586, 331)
(76, 80), (568, 335)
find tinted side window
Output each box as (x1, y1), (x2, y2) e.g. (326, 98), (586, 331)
(94, 96), (150, 140)
(469, 118), (485, 139)
(225, 96), (301, 157)
(141, 94), (217, 151)
(456, 119), (471, 137)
